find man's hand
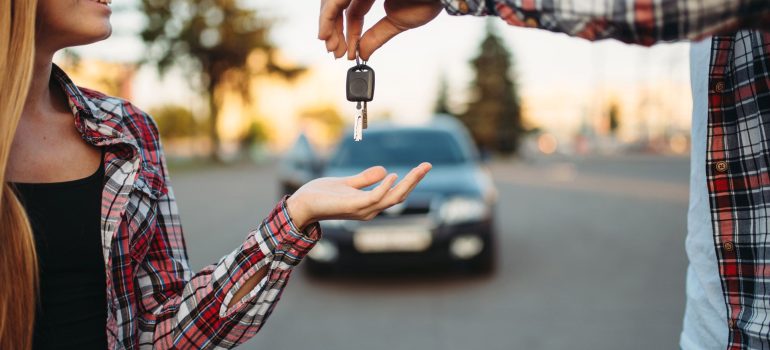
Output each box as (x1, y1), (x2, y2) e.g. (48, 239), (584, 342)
(286, 163), (432, 229)
(318, 0), (443, 61)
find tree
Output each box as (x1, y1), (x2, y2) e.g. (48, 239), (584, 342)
(138, 0), (304, 161)
(301, 106), (345, 139)
(434, 73), (452, 115)
(149, 104), (199, 140)
(239, 120), (268, 150)
(608, 101), (621, 136)
(460, 21), (523, 155)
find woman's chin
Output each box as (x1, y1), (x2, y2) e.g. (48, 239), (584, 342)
(36, 0), (113, 50)
(95, 25), (113, 42)
(66, 24), (112, 47)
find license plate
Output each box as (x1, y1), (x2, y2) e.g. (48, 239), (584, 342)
(353, 226), (432, 253)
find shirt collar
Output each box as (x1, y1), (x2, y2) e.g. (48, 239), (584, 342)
(51, 64), (166, 200)
(50, 63), (131, 145)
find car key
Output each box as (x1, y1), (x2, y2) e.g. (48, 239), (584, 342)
(346, 54), (375, 141)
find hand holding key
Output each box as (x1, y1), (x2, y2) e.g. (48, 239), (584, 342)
(318, 0), (443, 60)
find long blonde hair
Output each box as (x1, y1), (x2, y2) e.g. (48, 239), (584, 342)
(0, 0), (39, 348)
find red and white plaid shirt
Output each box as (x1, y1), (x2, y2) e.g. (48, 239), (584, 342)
(50, 64), (321, 349)
(441, 0), (770, 348)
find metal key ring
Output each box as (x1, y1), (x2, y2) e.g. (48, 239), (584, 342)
(355, 41), (368, 68)
(355, 41), (361, 67)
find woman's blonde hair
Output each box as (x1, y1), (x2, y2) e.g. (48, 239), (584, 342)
(0, 0), (38, 348)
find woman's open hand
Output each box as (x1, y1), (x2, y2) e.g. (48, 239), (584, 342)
(286, 162), (432, 229)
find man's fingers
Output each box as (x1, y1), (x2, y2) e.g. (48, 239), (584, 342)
(325, 20), (340, 52)
(345, 15), (364, 60)
(345, 0), (375, 60)
(358, 17), (405, 61)
(346, 166), (388, 189)
(333, 18), (347, 58)
(319, 0), (351, 40)
(385, 162), (432, 204)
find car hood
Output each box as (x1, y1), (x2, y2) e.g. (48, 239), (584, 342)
(323, 163), (484, 197)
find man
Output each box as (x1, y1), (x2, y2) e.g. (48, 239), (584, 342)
(318, 0), (770, 349)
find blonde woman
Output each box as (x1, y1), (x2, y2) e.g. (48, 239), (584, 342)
(1, 0), (432, 349)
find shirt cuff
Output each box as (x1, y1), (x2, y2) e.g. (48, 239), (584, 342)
(441, 0), (495, 16)
(258, 196), (322, 264)
(280, 195), (322, 242)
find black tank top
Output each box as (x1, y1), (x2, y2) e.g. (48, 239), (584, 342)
(12, 159), (108, 350)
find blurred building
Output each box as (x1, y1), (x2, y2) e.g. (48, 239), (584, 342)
(521, 79), (692, 156)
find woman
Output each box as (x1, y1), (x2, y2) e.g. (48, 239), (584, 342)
(0, 0), (432, 349)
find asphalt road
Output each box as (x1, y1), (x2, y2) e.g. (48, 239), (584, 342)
(172, 155), (690, 350)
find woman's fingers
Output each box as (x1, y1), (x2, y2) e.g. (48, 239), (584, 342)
(346, 166), (388, 189)
(383, 162), (432, 204)
(355, 163), (431, 220)
(366, 173), (399, 203)
(293, 163), (431, 224)
(352, 163), (431, 214)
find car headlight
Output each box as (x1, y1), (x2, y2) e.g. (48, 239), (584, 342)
(438, 197), (489, 225)
(307, 240), (338, 262)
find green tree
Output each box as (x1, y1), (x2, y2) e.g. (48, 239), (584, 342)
(301, 106), (345, 140)
(460, 21), (523, 155)
(149, 104), (199, 140)
(608, 102), (621, 136)
(434, 73), (452, 115)
(239, 120), (268, 149)
(139, 0), (304, 161)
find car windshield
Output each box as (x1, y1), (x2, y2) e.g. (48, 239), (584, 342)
(329, 129), (468, 167)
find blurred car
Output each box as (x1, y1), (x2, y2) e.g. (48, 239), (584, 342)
(278, 133), (322, 196)
(306, 118), (498, 275)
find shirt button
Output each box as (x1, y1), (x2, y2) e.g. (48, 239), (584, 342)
(525, 17), (539, 27)
(714, 81), (726, 93)
(457, 0), (470, 14)
(728, 319), (736, 328)
(724, 241), (735, 252)
(715, 161), (728, 173)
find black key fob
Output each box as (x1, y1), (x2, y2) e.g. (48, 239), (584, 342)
(346, 64), (375, 102)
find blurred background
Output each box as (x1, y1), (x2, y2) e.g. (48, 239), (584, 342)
(62, 0), (693, 348)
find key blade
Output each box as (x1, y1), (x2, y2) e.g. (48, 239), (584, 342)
(353, 115), (363, 142)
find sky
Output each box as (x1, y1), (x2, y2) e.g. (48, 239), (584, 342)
(71, 1), (696, 142)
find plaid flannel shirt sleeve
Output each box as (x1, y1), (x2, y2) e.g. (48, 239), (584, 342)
(441, 0), (770, 45)
(134, 146), (321, 349)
